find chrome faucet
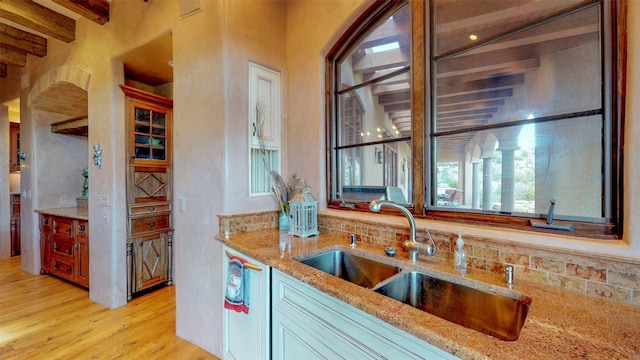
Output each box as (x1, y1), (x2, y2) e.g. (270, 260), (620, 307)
(369, 200), (437, 262)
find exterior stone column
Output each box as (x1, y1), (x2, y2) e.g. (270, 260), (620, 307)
(482, 157), (493, 210)
(500, 149), (516, 212)
(471, 161), (481, 209)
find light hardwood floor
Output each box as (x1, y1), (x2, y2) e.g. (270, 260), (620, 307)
(0, 256), (219, 360)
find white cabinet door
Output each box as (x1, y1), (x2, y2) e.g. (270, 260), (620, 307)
(272, 270), (459, 360)
(222, 246), (270, 360)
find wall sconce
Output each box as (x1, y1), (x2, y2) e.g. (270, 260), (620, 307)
(375, 147), (383, 164)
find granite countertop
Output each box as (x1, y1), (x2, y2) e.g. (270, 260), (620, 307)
(35, 207), (89, 220)
(221, 230), (640, 360)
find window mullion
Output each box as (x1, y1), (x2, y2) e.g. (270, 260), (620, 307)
(412, 0), (426, 214)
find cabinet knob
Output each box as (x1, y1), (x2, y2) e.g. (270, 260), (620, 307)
(78, 225), (85, 232)
(149, 222), (155, 227)
(66, 228), (71, 233)
(43, 219), (50, 225)
(138, 242), (143, 246)
(149, 206), (155, 211)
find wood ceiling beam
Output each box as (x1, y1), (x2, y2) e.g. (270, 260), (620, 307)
(384, 102), (411, 113)
(390, 110), (411, 119)
(437, 99), (505, 114)
(437, 57), (539, 86)
(437, 32), (597, 75)
(52, 0), (110, 25)
(0, 45), (26, 66)
(436, 0), (563, 34)
(437, 73), (524, 97)
(0, 0), (75, 43)
(438, 114), (493, 123)
(0, 23), (46, 57)
(436, 1), (597, 55)
(363, 69), (410, 85)
(393, 118), (410, 124)
(0, 62), (6, 77)
(378, 90), (410, 105)
(373, 83), (410, 96)
(438, 107), (498, 120)
(352, 47), (410, 74)
(437, 88), (513, 106)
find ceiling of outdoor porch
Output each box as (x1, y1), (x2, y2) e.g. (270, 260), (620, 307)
(349, 0), (599, 151)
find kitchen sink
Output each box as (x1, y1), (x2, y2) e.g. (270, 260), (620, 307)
(298, 250), (401, 289)
(374, 271), (531, 341)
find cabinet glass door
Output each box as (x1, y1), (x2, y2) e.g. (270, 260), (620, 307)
(133, 107), (167, 161)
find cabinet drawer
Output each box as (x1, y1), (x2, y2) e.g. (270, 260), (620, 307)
(129, 203), (171, 216)
(40, 215), (52, 232)
(52, 239), (75, 259)
(52, 217), (74, 240)
(130, 214), (170, 235)
(11, 194), (20, 216)
(76, 220), (88, 240)
(52, 257), (75, 282)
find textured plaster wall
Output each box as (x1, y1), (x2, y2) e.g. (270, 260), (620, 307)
(0, 0), (638, 358)
(171, 1), (225, 355)
(286, 0), (375, 205)
(0, 106), (10, 259)
(173, 0), (287, 355)
(13, 0), (182, 308)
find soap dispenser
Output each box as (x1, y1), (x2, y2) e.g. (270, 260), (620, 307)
(454, 233), (467, 274)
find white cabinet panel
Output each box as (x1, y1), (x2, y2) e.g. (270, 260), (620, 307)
(272, 270), (458, 360)
(223, 246), (270, 360)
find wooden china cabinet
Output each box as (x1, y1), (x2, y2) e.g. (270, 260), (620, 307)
(9, 122), (20, 172)
(120, 85), (174, 301)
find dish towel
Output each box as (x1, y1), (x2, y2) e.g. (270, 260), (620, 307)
(224, 255), (250, 314)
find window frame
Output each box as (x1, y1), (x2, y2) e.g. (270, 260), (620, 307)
(325, 0), (626, 240)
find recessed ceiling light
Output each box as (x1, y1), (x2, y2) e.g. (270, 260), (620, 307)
(469, 34), (478, 41)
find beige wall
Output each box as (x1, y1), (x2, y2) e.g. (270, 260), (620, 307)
(1, 0), (639, 357)
(0, 106), (10, 258)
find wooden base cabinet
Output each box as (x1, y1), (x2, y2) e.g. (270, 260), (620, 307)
(222, 246), (271, 360)
(39, 215), (89, 288)
(127, 231), (173, 296)
(271, 270), (458, 360)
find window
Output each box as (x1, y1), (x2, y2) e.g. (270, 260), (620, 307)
(328, 2), (413, 206)
(327, 0), (626, 238)
(249, 62), (282, 196)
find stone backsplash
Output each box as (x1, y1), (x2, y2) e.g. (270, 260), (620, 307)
(219, 210), (640, 307)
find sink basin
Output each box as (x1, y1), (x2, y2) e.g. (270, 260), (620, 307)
(375, 271), (531, 341)
(298, 250), (401, 289)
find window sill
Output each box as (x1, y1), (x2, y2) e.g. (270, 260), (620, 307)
(323, 205), (632, 259)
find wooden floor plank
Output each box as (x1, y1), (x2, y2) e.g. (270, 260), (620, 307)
(0, 256), (219, 359)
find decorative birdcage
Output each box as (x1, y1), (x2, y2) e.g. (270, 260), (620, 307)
(288, 201), (319, 238)
(288, 178), (319, 238)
